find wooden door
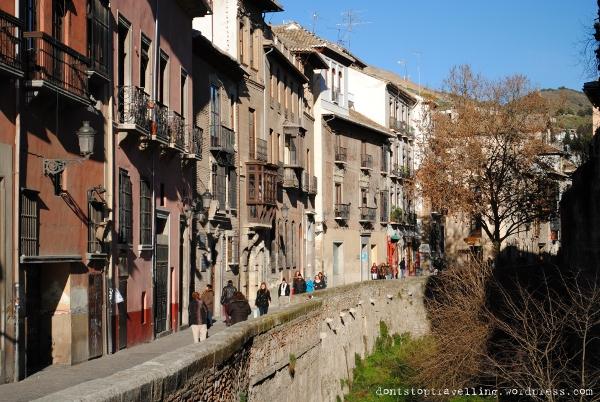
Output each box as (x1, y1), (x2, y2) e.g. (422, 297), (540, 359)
(88, 273), (103, 359)
(154, 244), (169, 334)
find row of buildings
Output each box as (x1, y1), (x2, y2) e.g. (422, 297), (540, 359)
(0, 0), (438, 381)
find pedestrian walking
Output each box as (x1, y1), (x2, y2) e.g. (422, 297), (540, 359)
(370, 263), (378, 280)
(190, 292), (209, 343)
(278, 278), (290, 306)
(305, 276), (314, 297)
(399, 258), (406, 278)
(392, 264), (398, 279)
(200, 284), (214, 327)
(255, 282), (271, 316)
(293, 272), (306, 294)
(314, 274), (325, 290)
(228, 291), (252, 325)
(220, 280), (237, 326)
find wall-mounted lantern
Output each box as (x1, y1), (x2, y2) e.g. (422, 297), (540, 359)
(43, 121), (97, 176)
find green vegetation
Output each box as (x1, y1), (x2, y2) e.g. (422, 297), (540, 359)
(540, 87), (593, 131)
(344, 321), (495, 402)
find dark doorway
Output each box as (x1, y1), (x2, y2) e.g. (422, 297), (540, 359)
(178, 217), (185, 326)
(24, 267), (51, 375)
(88, 273), (103, 359)
(154, 244), (168, 335)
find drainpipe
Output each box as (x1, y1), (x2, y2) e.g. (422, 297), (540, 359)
(13, 65), (22, 383)
(151, 0), (159, 337)
(262, 46), (273, 287)
(105, 78), (115, 355)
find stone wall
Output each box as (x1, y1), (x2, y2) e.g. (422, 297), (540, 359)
(36, 278), (429, 402)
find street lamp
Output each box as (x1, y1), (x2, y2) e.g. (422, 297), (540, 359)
(201, 190), (213, 211)
(43, 121), (98, 175)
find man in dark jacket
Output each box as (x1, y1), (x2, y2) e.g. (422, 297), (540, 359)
(228, 291), (251, 325)
(200, 284), (214, 327)
(220, 280), (237, 325)
(190, 292), (209, 343)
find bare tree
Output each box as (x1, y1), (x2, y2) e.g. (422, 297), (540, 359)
(417, 260), (600, 401)
(418, 65), (555, 255)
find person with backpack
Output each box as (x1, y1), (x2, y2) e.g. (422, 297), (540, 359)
(190, 292), (209, 343)
(220, 280), (237, 326)
(255, 282), (272, 315)
(228, 291), (252, 325)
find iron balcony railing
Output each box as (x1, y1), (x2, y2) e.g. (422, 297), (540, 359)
(210, 124), (235, 153)
(24, 31), (89, 99)
(309, 175), (317, 195)
(335, 146), (347, 163)
(248, 205), (271, 227)
(152, 101), (169, 141)
(117, 86), (151, 132)
(391, 163), (402, 178)
(187, 126), (203, 159)
(255, 138), (268, 162)
(389, 118), (401, 131)
(301, 171), (310, 192)
(361, 154), (373, 170)
(359, 206), (377, 222)
(0, 9), (23, 74)
(334, 203), (350, 220)
(167, 111), (186, 150)
(283, 167), (299, 188)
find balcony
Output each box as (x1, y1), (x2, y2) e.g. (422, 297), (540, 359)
(334, 203), (350, 220)
(0, 9), (23, 77)
(24, 31), (89, 103)
(389, 118), (401, 131)
(117, 86), (151, 133)
(359, 206), (377, 223)
(167, 111), (186, 151)
(308, 175), (317, 195)
(334, 146), (347, 164)
(390, 163), (402, 178)
(247, 205), (273, 229)
(283, 167), (299, 188)
(152, 101), (169, 142)
(251, 138), (268, 162)
(210, 124), (235, 154)
(185, 126), (203, 160)
(301, 171), (310, 193)
(331, 88), (341, 104)
(361, 154), (373, 170)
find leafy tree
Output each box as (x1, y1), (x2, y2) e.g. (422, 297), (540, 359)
(418, 65), (555, 255)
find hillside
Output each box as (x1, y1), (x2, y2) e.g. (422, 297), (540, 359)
(540, 87), (593, 131)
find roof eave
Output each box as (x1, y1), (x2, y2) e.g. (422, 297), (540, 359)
(323, 113), (394, 138)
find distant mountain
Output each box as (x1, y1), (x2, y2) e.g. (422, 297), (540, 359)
(540, 87), (592, 131)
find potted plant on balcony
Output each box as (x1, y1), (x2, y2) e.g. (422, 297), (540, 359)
(390, 207), (403, 223)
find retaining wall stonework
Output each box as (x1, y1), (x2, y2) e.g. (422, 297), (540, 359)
(36, 278), (429, 402)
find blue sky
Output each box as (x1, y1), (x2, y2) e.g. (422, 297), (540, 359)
(268, 0), (597, 91)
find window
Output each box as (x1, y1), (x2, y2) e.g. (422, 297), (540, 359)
(335, 182), (342, 205)
(227, 235), (239, 265)
(20, 189), (39, 256)
(277, 69), (282, 104)
(158, 51), (169, 105)
(140, 179), (152, 246)
(228, 168), (237, 210)
(249, 28), (255, 68)
(180, 70), (188, 119)
(117, 17), (131, 88)
(270, 70), (275, 99)
(159, 183), (165, 207)
(284, 77), (289, 111)
(212, 164), (227, 210)
(210, 85), (220, 138)
(88, 201), (105, 254)
(361, 188), (368, 207)
(247, 164), (277, 205)
(118, 169), (133, 245)
(87, 0), (110, 75)
(284, 135), (297, 165)
(53, 0), (66, 42)
(238, 21), (245, 64)
(249, 108), (256, 158)
(140, 34), (152, 94)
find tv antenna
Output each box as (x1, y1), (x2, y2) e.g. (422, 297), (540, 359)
(311, 11), (319, 34)
(335, 9), (371, 48)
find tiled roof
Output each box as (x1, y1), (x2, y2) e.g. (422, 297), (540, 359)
(324, 109), (394, 138)
(272, 22), (364, 66)
(363, 65), (443, 103)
